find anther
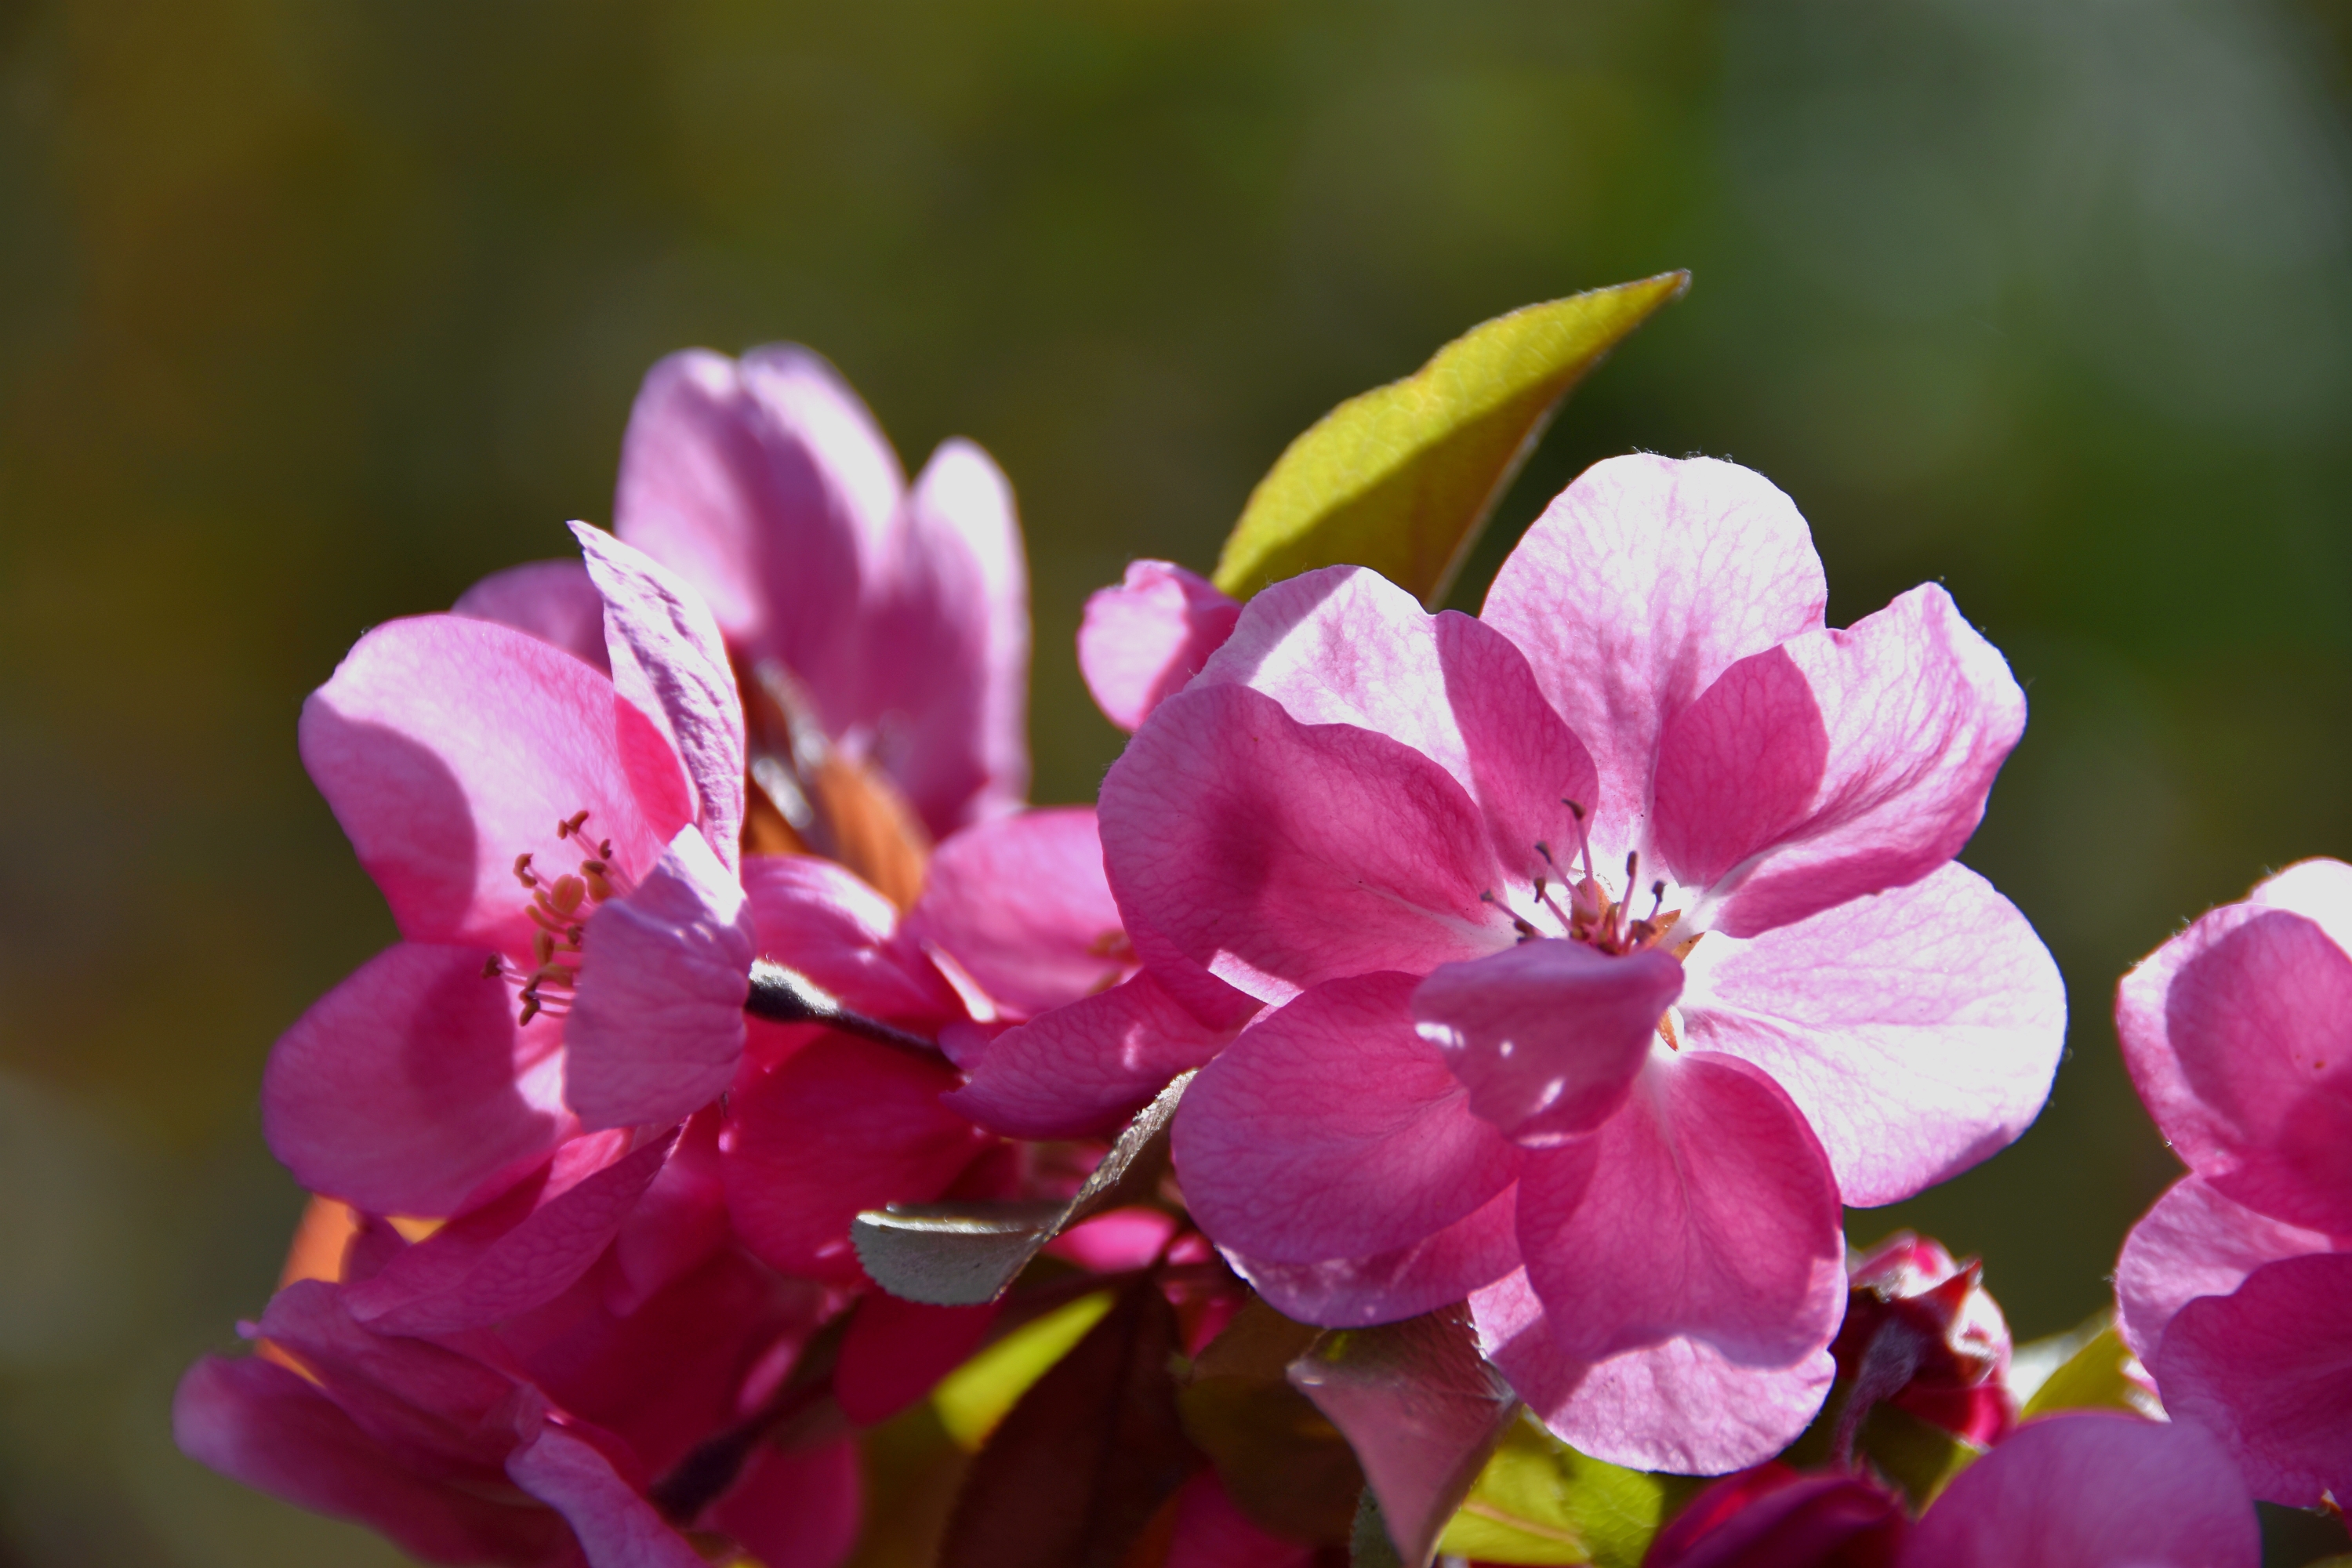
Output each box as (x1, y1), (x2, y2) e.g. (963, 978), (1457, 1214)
(1649, 880), (1667, 918)
(533, 929), (557, 965)
(582, 866), (613, 902)
(597, 838), (613, 859)
(546, 875), (587, 916)
(513, 852), (539, 887)
(481, 954), (503, 979)
(519, 995), (543, 1025)
(557, 810), (591, 840)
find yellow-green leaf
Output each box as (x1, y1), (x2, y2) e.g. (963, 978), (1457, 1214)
(931, 1290), (1114, 1450)
(2017, 1319), (2149, 1421)
(1211, 272), (1688, 607)
(1432, 1410), (1702, 1567)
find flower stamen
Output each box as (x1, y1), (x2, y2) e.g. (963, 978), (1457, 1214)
(482, 809), (625, 1025)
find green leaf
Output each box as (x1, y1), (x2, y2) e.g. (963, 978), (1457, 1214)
(1853, 1403), (1980, 1509)
(2016, 1318), (2147, 1420)
(1433, 1410), (1702, 1567)
(1211, 272), (1688, 607)
(1179, 1298), (1363, 1545)
(1352, 1490), (1408, 1568)
(932, 1290), (1116, 1450)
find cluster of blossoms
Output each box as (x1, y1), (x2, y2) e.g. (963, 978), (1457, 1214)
(177, 338), (2344, 1568)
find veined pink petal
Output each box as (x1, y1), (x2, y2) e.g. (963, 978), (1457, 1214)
(1901, 1412), (2259, 1568)
(1229, 1183), (1522, 1328)
(744, 854), (959, 1025)
(1516, 1052), (1845, 1367)
(869, 437), (1030, 833)
(945, 969), (1243, 1138)
(172, 1356), (571, 1566)
(706, 1439), (862, 1568)
(1480, 456), (1828, 867)
(1679, 863), (2064, 1206)
(1079, 561), (1241, 732)
(722, 1034), (993, 1283)
(2117, 898), (2352, 1235)
(572, 524), (746, 871)
(564, 829), (757, 1131)
(343, 1132), (675, 1336)
(613, 346), (898, 713)
(263, 942), (572, 1220)
(906, 807), (1131, 1018)
(1655, 584), (2025, 938)
(2151, 1251), (2352, 1510)
(1472, 1268), (1836, 1475)
(1101, 682), (1510, 1004)
(454, 557), (613, 674)
(301, 615), (685, 955)
(2246, 855), (2352, 949)
(507, 1421), (708, 1568)
(1196, 568), (1599, 876)
(834, 1294), (1001, 1427)
(1174, 973), (1522, 1265)
(2114, 1175), (2332, 1361)
(1412, 942), (1682, 1147)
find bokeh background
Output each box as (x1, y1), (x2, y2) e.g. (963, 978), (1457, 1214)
(3, 1), (2350, 1562)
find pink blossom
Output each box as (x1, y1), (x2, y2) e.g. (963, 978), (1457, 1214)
(1830, 1234), (2013, 1450)
(975, 456), (2063, 1471)
(2114, 857), (2352, 1510)
(1078, 560), (1242, 733)
(611, 344), (1029, 838)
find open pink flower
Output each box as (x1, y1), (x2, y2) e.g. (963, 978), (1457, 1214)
(612, 344), (1029, 838)
(971, 456), (2063, 1471)
(2114, 857), (2352, 1510)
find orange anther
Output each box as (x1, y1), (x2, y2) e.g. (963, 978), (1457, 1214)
(547, 875), (586, 915)
(533, 929), (555, 965)
(557, 810), (591, 839)
(519, 995), (543, 1025)
(583, 867), (613, 902)
(513, 851), (539, 887)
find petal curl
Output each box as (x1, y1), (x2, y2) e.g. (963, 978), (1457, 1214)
(453, 557), (612, 673)
(1472, 1268), (1835, 1475)
(906, 808), (1131, 1018)
(1679, 862), (2063, 1206)
(1414, 942), (1682, 1146)
(1655, 584), (2024, 938)
(1481, 455), (1827, 866)
(2114, 1174), (2332, 1362)
(263, 942), (572, 1219)
(946, 970), (1240, 1138)
(507, 1421), (708, 1568)
(1174, 973), (1522, 1265)
(1080, 560), (1241, 732)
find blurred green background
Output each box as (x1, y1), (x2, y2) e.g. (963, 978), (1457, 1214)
(3, 1), (2350, 1562)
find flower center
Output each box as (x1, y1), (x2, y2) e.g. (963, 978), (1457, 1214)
(1481, 798), (1691, 958)
(481, 809), (625, 1024)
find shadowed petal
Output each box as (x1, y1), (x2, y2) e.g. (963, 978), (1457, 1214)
(1903, 1412), (2259, 1568)
(1481, 456), (1827, 866)
(906, 808), (1132, 1018)
(2114, 1174), (2332, 1361)
(301, 615), (684, 955)
(1102, 682), (1511, 1004)
(1679, 863), (2063, 1206)
(1174, 973), (1522, 1264)
(1414, 942), (1681, 1146)
(454, 557), (612, 673)
(706, 1439), (863, 1568)
(263, 942), (572, 1219)
(1472, 1268), (1835, 1475)
(1080, 561), (1242, 732)
(507, 1421), (708, 1568)
(2118, 898), (2352, 1235)
(1229, 1183), (1522, 1328)
(744, 854), (959, 1024)
(1517, 1053), (1845, 1368)
(1654, 584), (2025, 938)
(946, 970), (1243, 1138)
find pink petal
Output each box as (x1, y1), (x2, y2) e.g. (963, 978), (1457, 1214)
(1516, 1052), (1845, 1367)
(706, 1439), (863, 1568)
(906, 807), (1131, 1018)
(249, 1279), (526, 1463)
(172, 1356), (570, 1566)
(572, 523), (746, 871)
(1166, 1469), (1318, 1568)
(1227, 1183), (1522, 1328)
(453, 557), (613, 673)
(835, 1294), (1002, 1427)
(722, 1034), (993, 1283)
(2246, 855), (2352, 947)
(2117, 897), (2352, 1235)
(945, 970), (1242, 1138)
(613, 346), (898, 705)
(1412, 942), (1682, 1146)
(2114, 1175), (2332, 1361)
(866, 437), (1030, 834)
(1679, 862), (2064, 1206)
(1646, 1465), (1907, 1568)
(263, 941), (572, 1219)
(343, 1131), (675, 1335)
(1080, 561), (1242, 732)
(1654, 584), (2025, 938)
(744, 854), (960, 1024)
(1101, 682), (1510, 1004)
(1197, 567), (1599, 878)
(507, 1421), (708, 1568)
(1903, 1411), (2259, 1568)
(1480, 456), (1828, 868)
(2151, 1250), (2352, 1510)
(1174, 973), (1523, 1265)
(564, 828), (756, 1131)
(301, 615), (684, 956)
(606, 1109), (731, 1316)
(1472, 1268), (1837, 1475)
